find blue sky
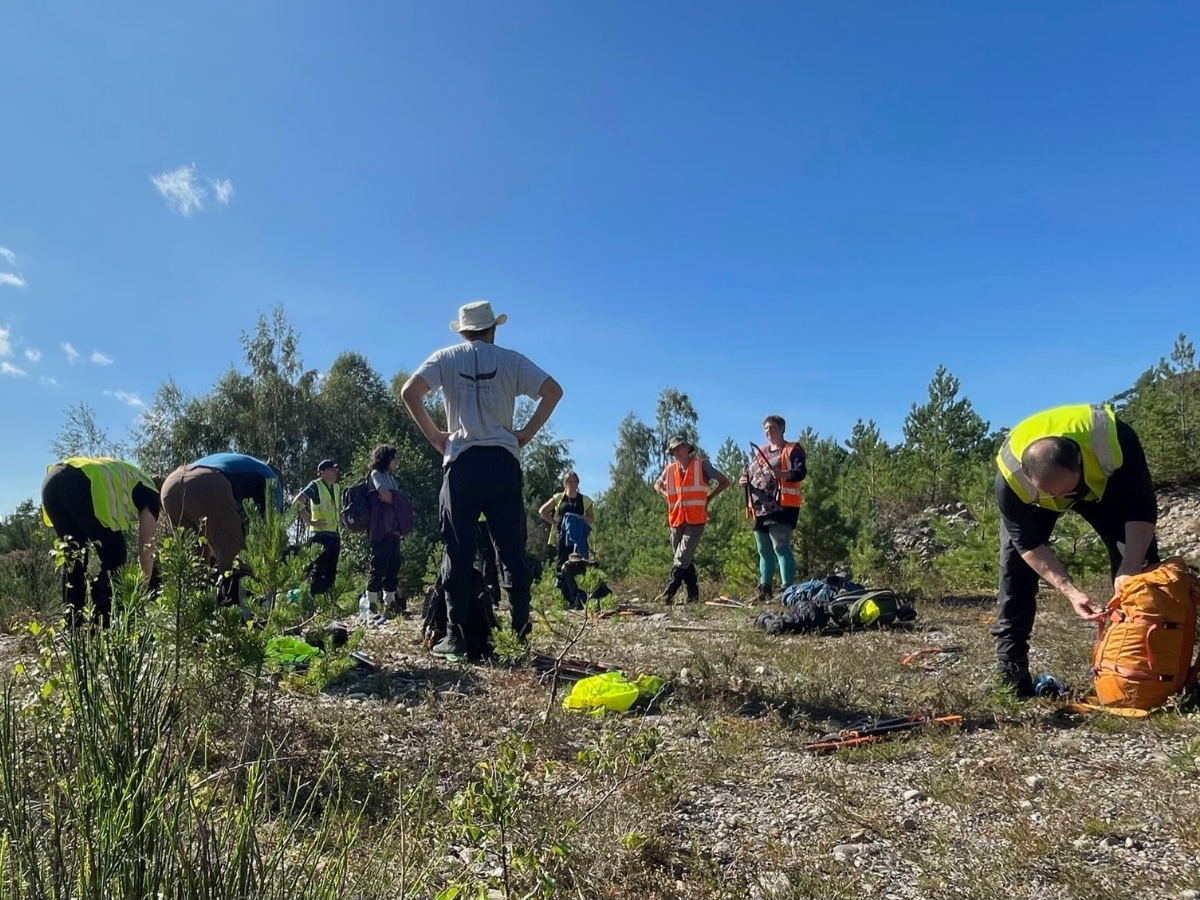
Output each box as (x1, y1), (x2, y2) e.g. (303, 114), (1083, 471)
(2, 2), (1198, 513)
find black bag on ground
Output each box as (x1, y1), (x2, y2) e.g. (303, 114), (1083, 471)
(421, 567), (499, 654)
(753, 599), (830, 635)
(825, 589), (908, 629)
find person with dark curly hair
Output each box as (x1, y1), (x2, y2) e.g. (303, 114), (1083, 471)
(365, 443), (405, 614)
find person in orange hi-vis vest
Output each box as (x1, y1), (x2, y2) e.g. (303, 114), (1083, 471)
(653, 436), (730, 603)
(739, 415), (806, 604)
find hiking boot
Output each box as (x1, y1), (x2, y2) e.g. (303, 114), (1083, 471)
(656, 566), (685, 604)
(995, 661), (1035, 699)
(755, 584), (773, 605)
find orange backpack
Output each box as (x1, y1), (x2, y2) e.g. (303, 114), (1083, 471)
(1092, 557), (1200, 710)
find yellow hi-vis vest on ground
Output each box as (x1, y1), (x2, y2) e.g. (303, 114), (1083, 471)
(306, 479), (342, 535)
(44, 457), (157, 531)
(996, 404), (1123, 512)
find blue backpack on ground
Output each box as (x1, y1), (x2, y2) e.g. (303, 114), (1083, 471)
(782, 574), (864, 607)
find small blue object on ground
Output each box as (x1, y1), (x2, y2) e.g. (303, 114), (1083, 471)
(1032, 673), (1067, 698)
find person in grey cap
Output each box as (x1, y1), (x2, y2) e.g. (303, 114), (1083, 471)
(402, 300), (563, 658)
(653, 436), (729, 603)
(292, 459), (342, 596)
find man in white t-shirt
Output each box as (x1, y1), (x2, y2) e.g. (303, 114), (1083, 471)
(402, 301), (563, 658)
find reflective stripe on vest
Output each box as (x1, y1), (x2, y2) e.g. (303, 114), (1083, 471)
(665, 458), (708, 527)
(996, 403), (1123, 511)
(46, 457), (156, 531)
(308, 480), (342, 534)
(778, 443), (804, 508)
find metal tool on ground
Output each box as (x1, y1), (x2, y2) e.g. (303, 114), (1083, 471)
(596, 604), (653, 619)
(900, 646), (965, 672)
(705, 597), (748, 609)
(531, 652), (612, 684)
(804, 713), (963, 753)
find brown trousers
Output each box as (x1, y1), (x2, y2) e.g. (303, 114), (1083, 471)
(161, 465), (246, 574)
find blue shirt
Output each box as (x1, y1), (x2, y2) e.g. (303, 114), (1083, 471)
(192, 453), (284, 511)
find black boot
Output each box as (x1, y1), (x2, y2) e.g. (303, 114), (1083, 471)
(996, 660), (1034, 699)
(756, 584), (773, 605)
(682, 565), (700, 603)
(508, 589), (533, 643)
(656, 566), (684, 604)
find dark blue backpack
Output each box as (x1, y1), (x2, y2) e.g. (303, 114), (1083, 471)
(340, 477), (372, 533)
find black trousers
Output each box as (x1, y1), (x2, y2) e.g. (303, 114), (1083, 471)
(306, 531), (340, 595)
(41, 464), (127, 626)
(992, 504), (1160, 666)
(440, 447), (531, 644)
(368, 536), (401, 593)
(477, 519), (502, 604)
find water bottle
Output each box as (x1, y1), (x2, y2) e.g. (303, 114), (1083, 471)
(358, 593), (372, 625)
(1032, 673), (1066, 698)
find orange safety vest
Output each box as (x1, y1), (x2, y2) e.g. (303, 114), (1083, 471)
(778, 442), (804, 508)
(665, 458), (709, 527)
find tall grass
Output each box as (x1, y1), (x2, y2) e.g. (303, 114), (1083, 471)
(0, 508), (384, 900)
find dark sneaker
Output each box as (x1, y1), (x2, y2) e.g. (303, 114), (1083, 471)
(431, 636), (469, 659)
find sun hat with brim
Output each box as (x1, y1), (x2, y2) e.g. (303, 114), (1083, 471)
(450, 300), (508, 333)
(667, 437), (693, 452)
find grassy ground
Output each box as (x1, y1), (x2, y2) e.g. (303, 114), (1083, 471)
(281, 579), (1200, 900)
(3, 577), (1198, 900)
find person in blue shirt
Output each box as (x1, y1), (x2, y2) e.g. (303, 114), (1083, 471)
(160, 452), (284, 604)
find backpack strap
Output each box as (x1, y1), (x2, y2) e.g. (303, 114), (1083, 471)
(1187, 578), (1200, 690)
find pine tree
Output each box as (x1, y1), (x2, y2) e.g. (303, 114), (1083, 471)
(902, 366), (989, 507)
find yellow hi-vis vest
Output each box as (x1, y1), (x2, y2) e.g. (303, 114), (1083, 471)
(996, 404), (1123, 512)
(306, 479), (342, 535)
(44, 457), (157, 531)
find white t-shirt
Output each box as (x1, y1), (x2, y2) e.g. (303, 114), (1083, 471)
(414, 340), (550, 463)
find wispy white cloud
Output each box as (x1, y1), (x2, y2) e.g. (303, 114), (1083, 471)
(62, 342), (80, 363)
(0, 273), (25, 289)
(0, 325), (11, 357)
(151, 164), (234, 216)
(0, 247), (15, 266)
(39, 375), (59, 387)
(104, 389), (144, 408)
(210, 178), (235, 206)
(151, 165), (205, 215)
(24, 347), (41, 362)
(1, 361), (26, 378)
(90, 350), (113, 365)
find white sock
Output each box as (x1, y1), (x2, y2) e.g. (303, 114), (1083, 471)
(367, 590), (380, 611)
(382, 590), (396, 607)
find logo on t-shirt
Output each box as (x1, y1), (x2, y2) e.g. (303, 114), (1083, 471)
(458, 370), (498, 382)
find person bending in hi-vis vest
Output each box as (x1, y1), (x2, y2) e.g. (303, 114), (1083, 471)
(654, 437), (730, 603)
(41, 456), (161, 627)
(293, 459), (342, 596)
(993, 403), (1159, 698)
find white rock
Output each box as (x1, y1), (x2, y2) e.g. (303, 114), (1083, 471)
(902, 789), (924, 802)
(1025, 774), (1045, 790)
(832, 843), (864, 862)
